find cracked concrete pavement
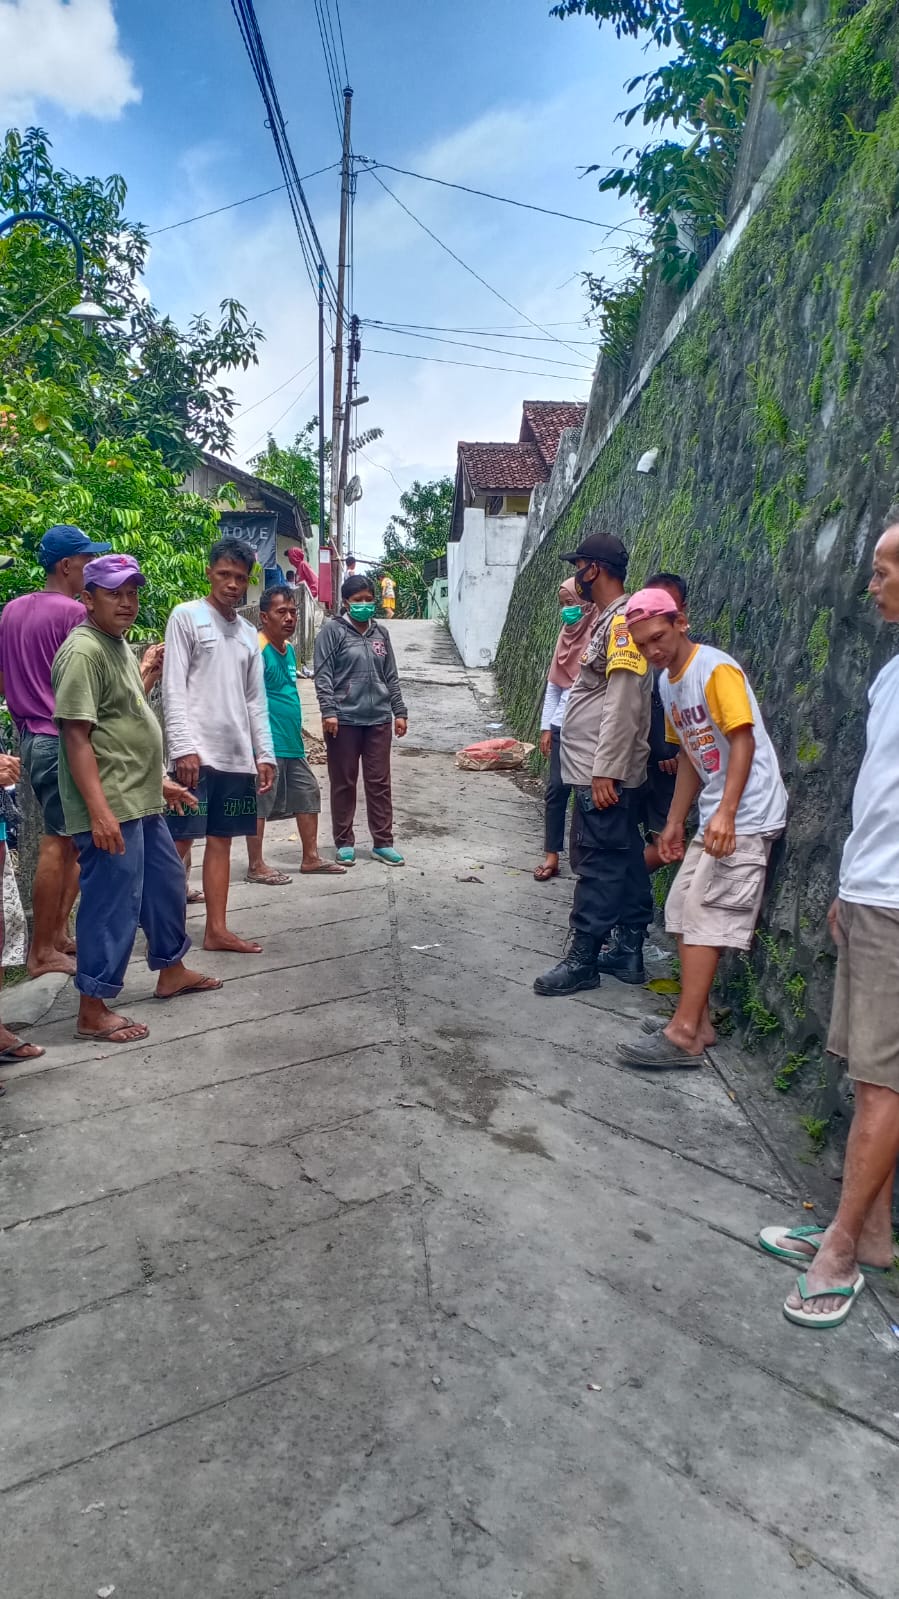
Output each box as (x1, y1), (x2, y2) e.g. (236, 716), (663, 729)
(2, 619), (898, 1598)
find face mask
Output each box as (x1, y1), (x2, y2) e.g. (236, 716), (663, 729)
(573, 567), (595, 601)
(560, 604), (584, 626)
(348, 601), (376, 622)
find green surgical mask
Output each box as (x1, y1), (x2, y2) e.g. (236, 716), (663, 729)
(560, 604), (584, 625)
(349, 601), (376, 622)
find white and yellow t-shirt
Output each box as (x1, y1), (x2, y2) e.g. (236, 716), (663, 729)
(660, 644), (787, 838)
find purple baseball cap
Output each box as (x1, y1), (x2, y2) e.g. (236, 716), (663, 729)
(82, 553), (147, 590)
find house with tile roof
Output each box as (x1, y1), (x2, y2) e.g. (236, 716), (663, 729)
(447, 400), (586, 667)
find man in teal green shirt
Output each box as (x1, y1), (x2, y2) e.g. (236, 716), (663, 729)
(246, 585), (346, 882)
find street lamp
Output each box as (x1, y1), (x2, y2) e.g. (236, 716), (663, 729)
(0, 209), (112, 327)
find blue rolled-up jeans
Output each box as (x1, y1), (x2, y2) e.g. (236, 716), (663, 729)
(72, 814), (191, 999)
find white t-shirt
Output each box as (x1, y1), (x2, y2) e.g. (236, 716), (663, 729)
(839, 655), (899, 908)
(660, 643), (787, 838)
(540, 681), (571, 731)
(163, 599), (274, 774)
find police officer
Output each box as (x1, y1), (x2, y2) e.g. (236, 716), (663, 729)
(534, 533), (652, 996)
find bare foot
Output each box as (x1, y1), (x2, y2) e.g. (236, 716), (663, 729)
(300, 857), (347, 874)
(27, 949), (76, 978)
(203, 930), (263, 955)
(775, 1218), (894, 1271)
(154, 965), (223, 1000)
(784, 1226), (862, 1317)
(663, 1020), (707, 1057)
(0, 1024), (45, 1061)
(76, 1002), (149, 1044)
(533, 854), (560, 881)
(55, 934), (77, 956)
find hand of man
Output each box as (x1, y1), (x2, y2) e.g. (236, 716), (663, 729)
(658, 757), (678, 776)
(539, 730), (552, 759)
(162, 777), (199, 816)
(592, 776), (619, 810)
(395, 717), (408, 738)
(703, 807), (737, 859)
(0, 753), (21, 786)
(322, 717), (339, 738)
(140, 642), (165, 691)
(657, 820), (686, 864)
(257, 761), (276, 794)
(175, 753), (201, 788)
(827, 897), (844, 945)
(90, 808), (126, 854)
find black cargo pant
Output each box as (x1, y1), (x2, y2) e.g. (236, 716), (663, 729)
(568, 784), (652, 940)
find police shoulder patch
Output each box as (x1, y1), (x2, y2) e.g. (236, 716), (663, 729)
(606, 613), (648, 677)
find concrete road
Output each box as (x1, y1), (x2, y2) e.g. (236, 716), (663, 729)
(2, 620), (897, 1598)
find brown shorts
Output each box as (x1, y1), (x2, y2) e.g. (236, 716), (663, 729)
(664, 835), (772, 951)
(827, 899), (899, 1091)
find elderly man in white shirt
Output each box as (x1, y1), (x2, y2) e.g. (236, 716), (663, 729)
(761, 519), (899, 1328)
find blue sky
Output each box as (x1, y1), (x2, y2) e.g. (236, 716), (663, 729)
(1, 0), (654, 554)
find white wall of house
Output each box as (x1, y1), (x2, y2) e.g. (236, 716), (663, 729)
(447, 506), (529, 667)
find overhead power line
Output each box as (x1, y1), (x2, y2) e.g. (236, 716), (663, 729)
(369, 317), (598, 346)
(360, 321), (593, 370)
(229, 0), (342, 320)
(364, 345), (591, 382)
(357, 158), (645, 238)
(238, 354), (318, 418)
(146, 166), (340, 237)
(365, 168), (587, 361)
(245, 370), (318, 453)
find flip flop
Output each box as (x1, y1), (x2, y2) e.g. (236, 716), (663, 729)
(533, 863), (559, 881)
(783, 1271), (865, 1329)
(300, 862), (348, 875)
(186, 889), (205, 904)
(759, 1224), (891, 1273)
(616, 1033), (707, 1069)
(245, 870), (292, 886)
(76, 1017), (149, 1043)
(0, 1039), (46, 1063)
(154, 975), (224, 1001)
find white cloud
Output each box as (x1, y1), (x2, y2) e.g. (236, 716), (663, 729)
(0, 0), (139, 122)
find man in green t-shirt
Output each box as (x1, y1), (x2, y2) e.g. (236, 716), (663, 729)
(52, 554), (221, 1044)
(245, 585), (346, 883)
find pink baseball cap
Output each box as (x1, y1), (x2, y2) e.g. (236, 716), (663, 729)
(625, 586), (680, 624)
(83, 553), (146, 589)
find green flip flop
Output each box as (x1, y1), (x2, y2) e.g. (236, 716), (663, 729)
(758, 1224), (891, 1273)
(783, 1271), (865, 1329)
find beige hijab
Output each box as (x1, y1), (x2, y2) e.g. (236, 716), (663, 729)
(548, 577), (597, 688)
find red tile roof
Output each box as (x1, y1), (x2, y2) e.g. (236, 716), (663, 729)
(519, 400), (588, 470)
(458, 440), (546, 494)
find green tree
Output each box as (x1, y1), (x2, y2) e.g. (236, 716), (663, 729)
(381, 477), (453, 617)
(250, 418), (384, 533)
(0, 127), (262, 472)
(553, 0), (801, 285)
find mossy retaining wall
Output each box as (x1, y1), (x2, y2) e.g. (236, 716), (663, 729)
(495, 0), (899, 1087)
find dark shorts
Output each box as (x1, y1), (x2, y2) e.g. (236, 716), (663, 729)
(257, 756), (321, 821)
(165, 766), (258, 841)
(20, 732), (67, 837)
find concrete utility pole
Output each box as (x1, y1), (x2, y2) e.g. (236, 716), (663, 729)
(317, 262), (326, 553)
(329, 86), (353, 569)
(337, 314), (360, 555)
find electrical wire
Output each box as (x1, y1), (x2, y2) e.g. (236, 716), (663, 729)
(245, 371), (318, 454)
(1, 282), (73, 336)
(146, 166), (340, 236)
(312, 0), (344, 136)
(357, 158), (645, 238)
(368, 318), (598, 348)
(331, 0), (349, 83)
(360, 323), (592, 369)
(229, 0), (343, 321)
(365, 169), (588, 360)
(364, 345), (591, 381)
(238, 354), (318, 418)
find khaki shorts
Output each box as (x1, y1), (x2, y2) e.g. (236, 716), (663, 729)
(827, 899), (899, 1091)
(664, 835), (772, 951)
(257, 756), (321, 821)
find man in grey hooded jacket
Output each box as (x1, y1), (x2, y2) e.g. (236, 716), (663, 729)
(313, 572), (408, 866)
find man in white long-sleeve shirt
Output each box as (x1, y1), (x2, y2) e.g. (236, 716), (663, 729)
(163, 538), (276, 955)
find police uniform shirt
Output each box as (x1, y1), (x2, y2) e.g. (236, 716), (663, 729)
(559, 598), (651, 789)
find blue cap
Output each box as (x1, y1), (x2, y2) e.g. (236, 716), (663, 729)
(37, 524), (112, 570)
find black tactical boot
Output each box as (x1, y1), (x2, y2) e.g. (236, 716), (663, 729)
(595, 927), (646, 985)
(533, 932), (601, 996)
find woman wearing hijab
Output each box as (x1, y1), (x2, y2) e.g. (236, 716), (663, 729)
(533, 577), (596, 881)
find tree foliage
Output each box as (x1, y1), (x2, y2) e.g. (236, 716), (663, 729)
(381, 478), (453, 617)
(553, 0), (803, 288)
(250, 418), (385, 534)
(0, 127), (263, 472)
(0, 127), (263, 632)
